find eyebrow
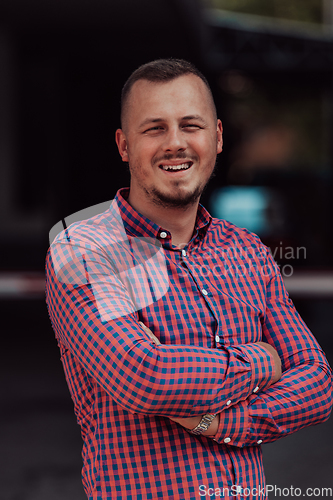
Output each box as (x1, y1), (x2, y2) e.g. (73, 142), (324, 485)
(181, 115), (207, 124)
(139, 115), (208, 128)
(139, 117), (164, 128)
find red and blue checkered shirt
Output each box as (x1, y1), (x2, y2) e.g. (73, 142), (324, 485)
(46, 188), (332, 499)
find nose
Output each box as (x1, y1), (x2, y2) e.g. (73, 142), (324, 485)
(163, 126), (186, 153)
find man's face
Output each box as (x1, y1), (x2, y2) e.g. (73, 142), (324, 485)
(116, 74), (223, 209)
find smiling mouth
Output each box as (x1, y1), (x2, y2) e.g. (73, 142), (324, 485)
(159, 162), (193, 172)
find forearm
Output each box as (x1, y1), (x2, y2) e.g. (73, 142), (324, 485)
(174, 350), (331, 444)
(213, 353), (332, 446)
(53, 315), (274, 416)
(247, 358), (332, 443)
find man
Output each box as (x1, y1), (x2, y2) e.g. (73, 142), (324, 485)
(46, 59), (332, 499)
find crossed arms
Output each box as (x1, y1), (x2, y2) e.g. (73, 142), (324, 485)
(139, 321), (282, 436)
(46, 226), (332, 447)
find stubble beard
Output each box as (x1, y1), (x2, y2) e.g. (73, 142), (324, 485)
(146, 160), (218, 209)
(148, 183), (203, 209)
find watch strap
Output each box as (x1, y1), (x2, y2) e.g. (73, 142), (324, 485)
(187, 413), (216, 435)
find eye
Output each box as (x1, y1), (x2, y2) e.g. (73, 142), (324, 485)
(144, 126), (164, 133)
(183, 124), (202, 130)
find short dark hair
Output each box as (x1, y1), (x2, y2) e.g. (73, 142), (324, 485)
(120, 58), (216, 128)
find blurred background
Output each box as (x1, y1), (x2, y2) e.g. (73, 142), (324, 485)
(1, 0), (332, 498)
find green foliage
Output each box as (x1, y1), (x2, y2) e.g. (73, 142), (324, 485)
(209, 0), (322, 24)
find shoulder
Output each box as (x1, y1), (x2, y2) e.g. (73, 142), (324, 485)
(208, 217), (266, 252)
(49, 199), (127, 249)
(46, 199), (129, 280)
(46, 200), (126, 284)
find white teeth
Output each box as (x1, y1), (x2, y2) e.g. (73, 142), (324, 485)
(161, 163), (191, 171)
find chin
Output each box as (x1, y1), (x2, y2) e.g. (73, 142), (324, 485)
(150, 185), (203, 208)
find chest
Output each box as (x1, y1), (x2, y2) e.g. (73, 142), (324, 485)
(138, 247), (267, 348)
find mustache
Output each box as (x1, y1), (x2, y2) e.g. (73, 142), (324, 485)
(153, 152), (199, 165)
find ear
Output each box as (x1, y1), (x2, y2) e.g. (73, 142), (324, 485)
(115, 128), (129, 162)
(216, 119), (223, 154)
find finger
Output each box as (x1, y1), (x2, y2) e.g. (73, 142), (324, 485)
(139, 322), (161, 345)
(149, 332), (162, 345)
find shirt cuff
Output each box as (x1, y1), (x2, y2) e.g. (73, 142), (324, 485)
(212, 400), (249, 447)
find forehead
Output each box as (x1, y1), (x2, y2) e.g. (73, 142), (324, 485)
(125, 74), (215, 126)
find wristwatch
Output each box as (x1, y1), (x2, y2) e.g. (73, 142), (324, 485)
(186, 413), (217, 435)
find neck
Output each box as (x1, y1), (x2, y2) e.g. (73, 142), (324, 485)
(127, 191), (199, 247)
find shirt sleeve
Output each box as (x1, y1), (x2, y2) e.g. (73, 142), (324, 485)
(213, 251), (332, 447)
(46, 230), (277, 417)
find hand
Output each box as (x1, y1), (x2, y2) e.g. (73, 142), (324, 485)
(256, 341), (282, 384)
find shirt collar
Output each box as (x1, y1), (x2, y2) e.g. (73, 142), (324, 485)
(114, 188), (212, 242)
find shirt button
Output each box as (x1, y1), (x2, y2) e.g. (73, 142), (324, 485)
(160, 231), (167, 239)
(226, 400), (231, 406)
(257, 439), (263, 445)
(201, 289), (208, 296)
(215, 335), (220, 343)
(253, 386), (259, 393)
(224, 437), (231, 444)
(182, 249), (186, 257)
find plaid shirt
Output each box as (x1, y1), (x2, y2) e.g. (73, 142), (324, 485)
(46, 188), (332, 500)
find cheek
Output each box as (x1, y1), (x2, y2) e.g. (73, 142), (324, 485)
(193, 140), (217, 164)
(192, 135), (215, 155)
(131, 142), (157, 165)
(128, 153), (151, 177)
